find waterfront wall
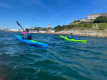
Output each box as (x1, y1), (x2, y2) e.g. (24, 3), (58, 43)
(45, 30), (107, 37)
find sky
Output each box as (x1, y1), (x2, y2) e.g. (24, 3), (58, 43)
(0, 0), (107, 29)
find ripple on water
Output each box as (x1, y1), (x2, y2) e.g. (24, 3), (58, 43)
(0, 32), (107, 80)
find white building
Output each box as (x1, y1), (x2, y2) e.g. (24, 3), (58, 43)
(1, 28), (4, 30)
(10, 29), (19, 31)
(49, 29), (55, 33)
(80, 18), (86, 21)
(39, 31), (46, 33)
(80, 18), (91, 22)
(29, 30), (39, 33)
(19, 29), (23, 32)
(87, 13), (107, 20)
(3, 28), (10, 31)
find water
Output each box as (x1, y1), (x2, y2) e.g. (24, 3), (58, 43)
(0, 31), (107, 80)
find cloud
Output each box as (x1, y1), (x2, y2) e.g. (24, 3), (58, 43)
(30, 0), (47, 10)
(0, 2), (12, 9)
(35, 16), (44, 20)
(20, 0), (47, 10)
(25, 14), (44, 20)
(25, 14), (34, 17)
(46, 12), (62, 21)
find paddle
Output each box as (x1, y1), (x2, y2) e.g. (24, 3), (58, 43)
(16, 21), (24, 30)
(16, 21), (26, 35)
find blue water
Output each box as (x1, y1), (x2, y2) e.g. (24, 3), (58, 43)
(0, 31), (107, 80)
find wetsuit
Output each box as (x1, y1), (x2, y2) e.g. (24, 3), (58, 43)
(67, 34), (73, 39)
(22, 32), (32, 40)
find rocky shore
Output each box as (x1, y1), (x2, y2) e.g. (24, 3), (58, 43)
(44, 30), (107, 37)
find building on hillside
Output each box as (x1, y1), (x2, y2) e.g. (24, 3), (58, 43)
(87, 13), (107, 20)
(72, 13), (107, 23)
(0, 28), (4, 31)
(80, 18), (86, 21)
(73, 20), (79, 22)
(29, 28), (39, 33)
(30, 27), (35, 29)
(49, 29), (55, 33)
(29, 30), (39, 33)
(19, 29), (23, 32)
(80, 18), (91, 22)
(39, 30), (46, 33)
(3, 28), (10, 31)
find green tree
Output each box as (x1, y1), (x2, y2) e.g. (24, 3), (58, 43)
(93, 16), (107, 23)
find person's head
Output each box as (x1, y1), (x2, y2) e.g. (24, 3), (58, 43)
(25, 28), (29, 32)
(70, 33), (72, 34)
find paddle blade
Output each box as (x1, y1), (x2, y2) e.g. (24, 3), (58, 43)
(16, 21), (21, 27)
(16, 21), (24, 30)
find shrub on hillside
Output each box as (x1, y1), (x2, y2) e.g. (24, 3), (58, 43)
(93, 16), (107, 23)
(98, 23), (107, 30)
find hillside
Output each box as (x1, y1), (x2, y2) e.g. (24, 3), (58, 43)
(54, 16), (107, 32)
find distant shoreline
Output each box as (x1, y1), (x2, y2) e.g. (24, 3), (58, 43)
(1, 30), (107, 38)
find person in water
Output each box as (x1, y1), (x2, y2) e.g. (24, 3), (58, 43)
(22, 28), (32, 40)
(67, 33), (73, 39)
